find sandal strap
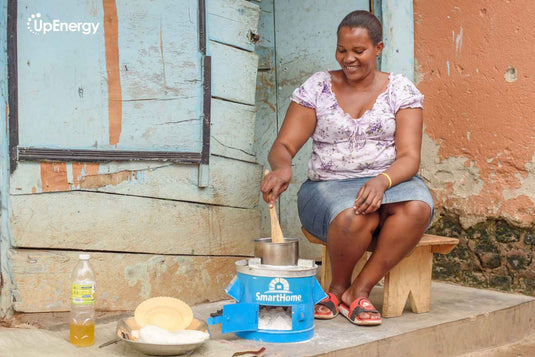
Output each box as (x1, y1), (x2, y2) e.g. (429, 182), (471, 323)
(317, 292), (339, 314)
(348, 297), (379, 321)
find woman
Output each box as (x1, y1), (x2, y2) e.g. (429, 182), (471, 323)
(260, 10), (433, 326)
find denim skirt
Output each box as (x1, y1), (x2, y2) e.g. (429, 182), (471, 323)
(297, 175), (434, 242)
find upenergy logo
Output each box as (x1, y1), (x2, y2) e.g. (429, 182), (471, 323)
(26, 13), (40, 34)
(26, 13), (100, 35)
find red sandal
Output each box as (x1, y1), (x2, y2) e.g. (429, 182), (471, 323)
(314, 292), (340, 319)
(339, 297), (382, 326)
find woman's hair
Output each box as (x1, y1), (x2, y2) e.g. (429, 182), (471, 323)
(337, 10), (383, 45)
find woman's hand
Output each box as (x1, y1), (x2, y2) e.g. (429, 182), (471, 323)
(261, 168), (292, 208)
(352, 107), (423, 215)
(353, 175), (390, 215)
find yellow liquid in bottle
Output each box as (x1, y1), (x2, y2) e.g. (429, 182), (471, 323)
(70, 322), (95, 347)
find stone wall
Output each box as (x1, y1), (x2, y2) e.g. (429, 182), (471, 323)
(430, 212), (535, 294)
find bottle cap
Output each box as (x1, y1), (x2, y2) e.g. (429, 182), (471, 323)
(79, 254), (90, 260)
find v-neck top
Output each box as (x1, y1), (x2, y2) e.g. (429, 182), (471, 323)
(290, 71), (424, 180)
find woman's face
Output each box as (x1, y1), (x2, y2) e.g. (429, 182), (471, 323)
(336, 26), (383, 82)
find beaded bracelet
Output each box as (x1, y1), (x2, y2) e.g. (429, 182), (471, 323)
(379, 172), (392, 189)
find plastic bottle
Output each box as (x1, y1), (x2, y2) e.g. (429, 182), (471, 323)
(70, 253), (96, 347)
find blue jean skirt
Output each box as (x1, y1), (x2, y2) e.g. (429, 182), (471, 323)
(297, 175), (434, 242)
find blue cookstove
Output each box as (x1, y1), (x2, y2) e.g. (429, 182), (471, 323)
(207, 258), (326, 343)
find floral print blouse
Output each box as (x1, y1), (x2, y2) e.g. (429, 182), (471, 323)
(290, 71), (424, 181)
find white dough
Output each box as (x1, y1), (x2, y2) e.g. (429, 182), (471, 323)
(137, 325), (210, 345)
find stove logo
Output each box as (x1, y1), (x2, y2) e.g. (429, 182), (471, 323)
(255, 277), (303, 303)
(268, 278), (291, 294)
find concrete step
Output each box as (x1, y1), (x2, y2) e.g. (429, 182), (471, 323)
(0, 282), (533, 356)
(460, 332), (535, 357)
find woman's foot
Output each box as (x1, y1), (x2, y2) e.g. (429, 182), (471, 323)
(314, 286), (345, 319)
(339, 297), (382, 325)
(340, 289), (381, 324)
(314, 292), (340, 319)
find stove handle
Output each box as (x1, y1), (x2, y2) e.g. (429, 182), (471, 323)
(313, 278), (328, 304)
(210, 309), (223, 318)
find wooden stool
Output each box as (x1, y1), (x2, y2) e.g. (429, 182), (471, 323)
(301, 228), (459, 318)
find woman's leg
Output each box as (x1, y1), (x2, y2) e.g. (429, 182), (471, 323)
(315, 208), (379, 315)
(341, 200), (432, 319)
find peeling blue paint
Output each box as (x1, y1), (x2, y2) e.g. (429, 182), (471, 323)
(0, 0), (14, 317)
(18, 0), (204, 152)
(136, 170), (145, 182)
(381, 0), (415, 81)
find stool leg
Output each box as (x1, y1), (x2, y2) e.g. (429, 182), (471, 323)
(321, 246), (331, 291)
(382, 246), (433, 317)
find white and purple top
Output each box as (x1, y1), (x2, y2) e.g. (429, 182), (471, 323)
(290, 71), (424, 181)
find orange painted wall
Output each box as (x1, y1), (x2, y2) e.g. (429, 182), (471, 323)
(414, 0), (535, 227)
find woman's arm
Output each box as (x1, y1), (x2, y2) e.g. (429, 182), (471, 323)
(261, 102), (316, 207)
(353, 107), (423, 214)
(383, 107), (424, 184)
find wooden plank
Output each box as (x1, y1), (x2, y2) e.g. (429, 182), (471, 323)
(211, 98), (256, 162)
(209, 40), (258, 105)
(17, 0), (108, 149)
(198, 164), (210, 188)
(10, 157), (262, 209)
(119, 98), (202, 152)
(10, 191), (258, 255)
(370, 234), (459, 253)
(419, 234), (460, 246)
(304, 228), (459, 251)
(1, 0), (13, 316)
(432, 244), (458, 255)
(6, 0), (17, 172)
(10, 249), (241, 312)
(207, 0), (260, 52)
(17, 0), (203, 151)
(1, 0), (8, 197)
(116, 0), (203, 151)
(381, 0), (415, 80)
(87, 158), (262, 209)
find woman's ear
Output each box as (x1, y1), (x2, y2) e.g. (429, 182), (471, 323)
(375, 41), (384, 56)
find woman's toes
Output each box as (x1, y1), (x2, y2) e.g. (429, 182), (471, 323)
(358, 311), (381, 320)
(358, 312), (370, 320)
(315, 305), (330, 314)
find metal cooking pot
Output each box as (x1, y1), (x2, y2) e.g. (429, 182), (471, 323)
(253, 237), (299, 266)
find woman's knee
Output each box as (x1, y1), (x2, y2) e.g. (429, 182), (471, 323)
(330, 209), (379, 237)
(392, 201), (431, 227)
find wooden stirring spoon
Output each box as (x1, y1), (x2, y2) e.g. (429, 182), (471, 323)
(264, 170), (285, 243)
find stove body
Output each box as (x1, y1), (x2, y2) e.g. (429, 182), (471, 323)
(208, 257), (326, 343)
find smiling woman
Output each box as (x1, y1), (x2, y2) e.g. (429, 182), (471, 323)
(260, 10), (433, 327)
